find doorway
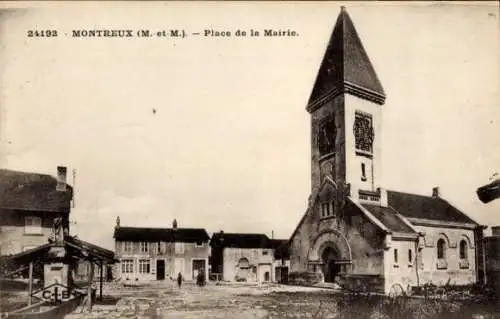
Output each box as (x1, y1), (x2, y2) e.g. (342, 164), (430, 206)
(192, 259), (206, 280)
(321, 246), (341, 283)
(156, 260), (165, 280)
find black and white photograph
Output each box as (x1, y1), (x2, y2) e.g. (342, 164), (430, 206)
(0, 1), (499, 318)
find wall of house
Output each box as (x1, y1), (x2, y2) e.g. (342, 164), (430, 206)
(222, 247), (274, 282)
(383, 238), (418, 294)
(414, 225), (476, 286)
(0, 209), (60, 255)
(114, 240), (210, 282)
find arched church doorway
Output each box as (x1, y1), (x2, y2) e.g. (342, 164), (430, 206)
(321, 246), (341, 283)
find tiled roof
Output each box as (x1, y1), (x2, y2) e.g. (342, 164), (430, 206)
(361, 204), (415, 234)
(113, 227), (210, 243)
(308, 7), (385, 109)
(0, 169), (72, 213)
(387, 190), (478, 225)
(210, 232), (273, 249)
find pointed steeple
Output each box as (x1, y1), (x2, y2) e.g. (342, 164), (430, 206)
(307, 7), (386, 112)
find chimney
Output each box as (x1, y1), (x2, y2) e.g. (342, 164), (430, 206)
(56, 166), (67, 191)
(378, 187), (388, 207)
(432, 187), (440, 198)
(172, 219), (178, 230)
(116, 216), (120, 229)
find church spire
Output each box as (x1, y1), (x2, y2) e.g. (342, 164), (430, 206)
(307, 7), (386, 112)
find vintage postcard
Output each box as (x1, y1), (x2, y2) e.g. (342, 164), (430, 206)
(0, 1), (499, 318)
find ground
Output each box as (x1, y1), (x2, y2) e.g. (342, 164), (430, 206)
(2, 280), (499, 318)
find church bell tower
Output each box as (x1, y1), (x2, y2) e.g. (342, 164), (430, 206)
(307, 7), (386, 203)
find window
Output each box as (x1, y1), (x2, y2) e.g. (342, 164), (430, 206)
(262, 250), (269, 255)
(175, 242), (184, 254)
(139, 259), (150, 273)
(459, 240), (470, 269)
(121, 259), (134, 273)
(123, 242), (133, 253)
(238, 258), (250, 269)
(196, 241), (204, 247)
(140, 242), (148, 253)
(361, 163), (367, 181)
(394, 249), (398, 263)
(321, 202), (334, 218)
(459, 240), (468, 260)
(437, 239), (446, 259)
(157, 242), (162, 254)
(25, 216), (42, 234)
(408, 249), (413, 264)
(354, 112), (374, 153)
(318, 116), (336, 157)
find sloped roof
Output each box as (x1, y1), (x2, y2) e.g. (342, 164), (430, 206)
(307, 7), (385, 111)
(210, 232), (273, 249)
(361, 204), (415, 234)
(387, 190), (479, 225)
(0, 169), (73, 213)
(0, 237), (116, 272)
(113, 226), (210, 243)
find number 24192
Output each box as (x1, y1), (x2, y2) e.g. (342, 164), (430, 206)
(27, 30), (58, 37)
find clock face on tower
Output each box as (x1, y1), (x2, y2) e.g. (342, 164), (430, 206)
(318, 116), (336, 157)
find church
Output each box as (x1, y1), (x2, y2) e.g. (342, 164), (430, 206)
(288, 7), (486, 294)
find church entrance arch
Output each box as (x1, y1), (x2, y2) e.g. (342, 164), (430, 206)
(308, 230), (352, 283)
(321, 246), (341, 283)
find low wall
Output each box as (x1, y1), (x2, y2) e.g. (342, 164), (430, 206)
(288, 271), (323, 286)
(338, 274), (385, 293)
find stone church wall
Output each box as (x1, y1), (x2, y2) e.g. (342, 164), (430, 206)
(289, 199), (386, 292)
(414, 225), (476, 286)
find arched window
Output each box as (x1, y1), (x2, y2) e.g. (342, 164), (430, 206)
(238, 258), (250, 269)
(437, 238), (446, 259)
(459, 240), (468, 260)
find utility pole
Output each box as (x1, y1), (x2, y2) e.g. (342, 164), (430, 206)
(72, 169), (76, 208)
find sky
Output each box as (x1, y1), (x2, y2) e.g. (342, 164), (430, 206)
(0, 2), (499, 250)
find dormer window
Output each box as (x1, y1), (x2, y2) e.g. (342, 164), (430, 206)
(354, 111), (374, 154)
(320, 202), (334, 218)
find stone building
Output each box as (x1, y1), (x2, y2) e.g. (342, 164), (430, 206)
(288, 7), (485, 294)
(210, 232), (289, 283)
(485, 226), (500, 298)
(0, 167), (73, 256)
(113, 218), (210, 282)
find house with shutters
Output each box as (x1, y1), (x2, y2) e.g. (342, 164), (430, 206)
(0, 167), (73, 256)
(288, 7), (486, 294)
(113, 218), (210, 282)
